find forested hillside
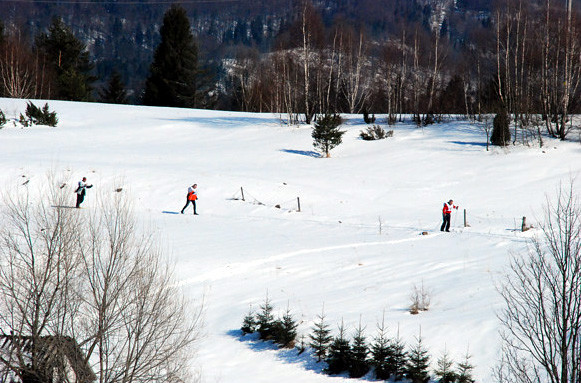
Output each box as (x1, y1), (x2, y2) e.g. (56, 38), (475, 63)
(1, 0), (581, 142)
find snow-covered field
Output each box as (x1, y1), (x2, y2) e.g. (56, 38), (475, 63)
(1, 98), (579, 383)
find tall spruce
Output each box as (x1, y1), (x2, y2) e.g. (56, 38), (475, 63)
(143, 5), (199, 108)
(325, 320), (352, 375)
(309, 308), (332, 362)
(349, 320), (370, 378)
(490, 106), (510, 146)
(99, 71), (129, 104)
(35, 17), (95, 101)
(370, 314), (392, 380)
(406, 334), (431, 383)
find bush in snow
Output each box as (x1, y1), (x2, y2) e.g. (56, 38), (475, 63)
(241, 307), (257, 334)
(25, 101), (58, 127)
(359, 125), (393, 141)
(491, 107), (510, 146)
(240, 298), (298, 348)
(409, 281), (431, 314)
(363, 110), (376, 124)
(0, 110), (6, 127)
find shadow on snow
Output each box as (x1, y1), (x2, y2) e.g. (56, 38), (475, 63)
(280, 149), (321, 158)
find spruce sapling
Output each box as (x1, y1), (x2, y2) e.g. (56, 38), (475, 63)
(325, 319), (352, 375)
(349, 319), (370, 378)
(309, 308), (332, 362)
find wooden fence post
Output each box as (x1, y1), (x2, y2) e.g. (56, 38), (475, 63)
(297, 197), (301, 212)
(241, 187), (245, 201)
(522, 217), (527, 232)
(464, 209), (467, 227)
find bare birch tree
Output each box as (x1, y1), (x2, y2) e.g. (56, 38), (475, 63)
(0, 177), (202, 383)
(497, 181), (581, 383)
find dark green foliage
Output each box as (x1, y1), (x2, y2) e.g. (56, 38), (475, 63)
(348, 322), (370, 378)
(256, 295), (276, 340)
(325, 320), (352, 375)
(388, 334), (407, 381)
(35, 17), (95, 101)
(143, 5), (199, 108)
(422, 112), (435, 126)
(435, 350), (458, 383)
(99, 71), (129, 104)
(241, 307), (256, 335)
(25, 102), (58, 127)
(406, 335), (431, 383)
(312, 113), (345, 158)
(359, 125), (393, 141)
(309, 310), (332, 362)
(0, 110), (6, 127)
(370, 316), (391, 380)
(363, 110), (376, 124)
(456, 352), (475, 383)
(272, 307), (298, 348)
(19, 113), (29, 127)
(491, 107), (510, 146)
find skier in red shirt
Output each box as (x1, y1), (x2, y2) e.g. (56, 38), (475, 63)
(440, 199), (458, 232)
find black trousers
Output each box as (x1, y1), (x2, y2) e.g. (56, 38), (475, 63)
(441, 213), (451, 231)
(76, 192), (85, 208)
(181, 198), (197, 214)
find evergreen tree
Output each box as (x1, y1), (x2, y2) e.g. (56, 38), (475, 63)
(387, 331), (407, 381)
(272, 306), (298, 348)
(370, 314), (392, 380)
(143, 4), (198, 108)
(241, 306), (256, 335)
(312, 113), (345, 158)
(434, 350), (458, 383)
(309, 309), (332, 362)
(456, 351), (475, 383)
(35, 17), (95, 101)
(490, 106), (510, 146)
(349, 320), (370, 378)
(0, 110), (6, 127)
(255, 294), (276, 340)
(99, 71), (129, 104)
(325, 320), (352, 375)
(406, 335), (431, 383)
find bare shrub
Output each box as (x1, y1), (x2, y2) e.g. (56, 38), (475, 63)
(409, 282), (431, 314)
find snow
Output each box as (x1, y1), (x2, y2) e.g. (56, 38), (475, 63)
(0, 98), (577, 383)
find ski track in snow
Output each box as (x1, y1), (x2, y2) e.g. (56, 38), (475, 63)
(177, 234), (442, 286)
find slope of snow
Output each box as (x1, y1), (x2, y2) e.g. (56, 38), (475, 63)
(1, 98), (578, 383)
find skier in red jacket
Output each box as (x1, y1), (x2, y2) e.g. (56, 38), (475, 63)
(440, 199), (458, 232)
(180, 184), (198, 215)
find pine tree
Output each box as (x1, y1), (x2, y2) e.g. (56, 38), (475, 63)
(35, 17), (95, 101)
(99, 71), (129, 104)
(406, 334), (431, 383)
(456, 351), (475, 383)
(309, 309), (332, 362)
(241, 306), (256, 335)
(143, 4), (199, 108)
(370, 314), (392, 380)
(387, 331), (407, 381)
(435, 349), (458, 383)
(490, 106), (510, 146)
(325, 320), (352, 375)
(312, 114), (345, 158)
(273, 306), (298, 348)
(255, 294), (276, 340)
(349, 320), (370, 378)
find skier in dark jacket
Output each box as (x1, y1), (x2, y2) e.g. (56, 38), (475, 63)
(440, 199), (458, 232)
(75, 177), (93, 208)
